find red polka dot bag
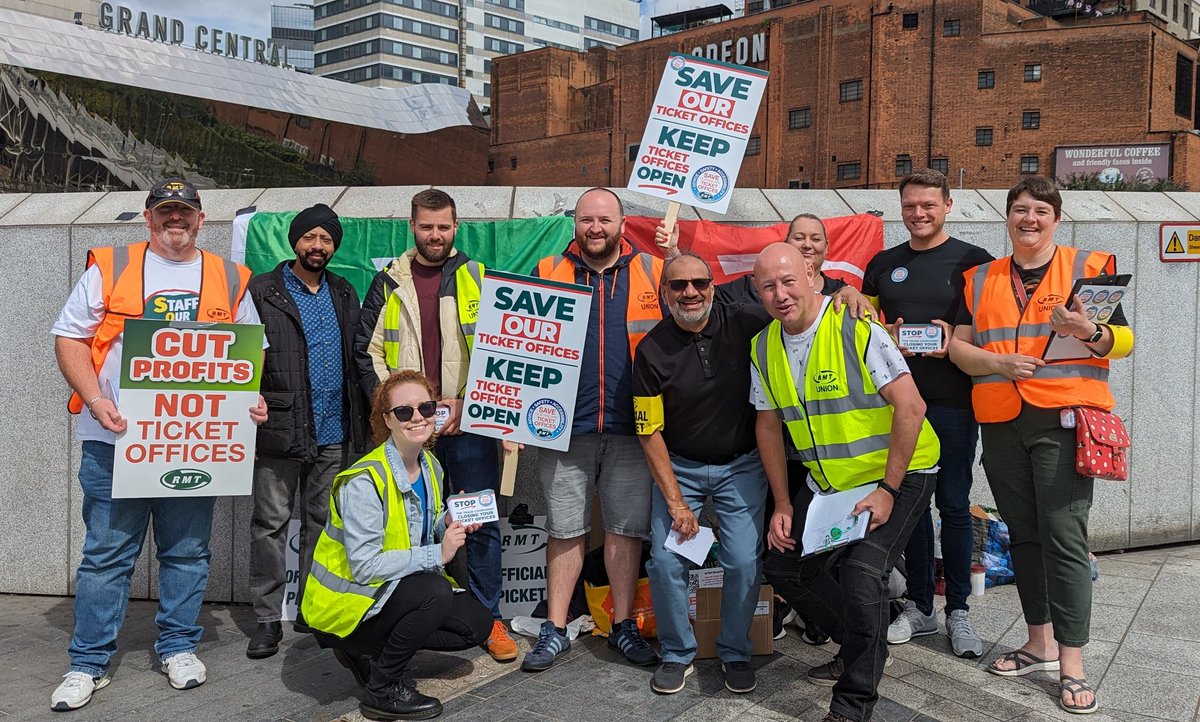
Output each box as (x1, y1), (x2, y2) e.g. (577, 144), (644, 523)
(1074, 407), (1130, 481)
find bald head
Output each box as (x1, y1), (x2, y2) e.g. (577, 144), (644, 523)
(753, 243), (822, 332)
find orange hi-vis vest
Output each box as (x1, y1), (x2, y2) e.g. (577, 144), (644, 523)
(67, 241), (253, 413)
(535, 240), (664, 359)
(962, 246), (1116, 423)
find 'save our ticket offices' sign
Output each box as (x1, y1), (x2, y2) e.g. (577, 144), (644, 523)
(628, 52), (768, 214)
(462, 270), (592, 452)
(113, 320), (264, 498)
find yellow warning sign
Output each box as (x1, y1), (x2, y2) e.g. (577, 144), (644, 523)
(1189, 231), (1200, 254)
(1161, 224), (1200, 262)
(1167, 233), (1185, 254)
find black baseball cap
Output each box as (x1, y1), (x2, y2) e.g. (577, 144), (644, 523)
(146, 178), (202, 211)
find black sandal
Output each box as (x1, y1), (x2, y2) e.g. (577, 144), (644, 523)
(1059, 676), (1098, 715)
(986, 649), (1061, 677)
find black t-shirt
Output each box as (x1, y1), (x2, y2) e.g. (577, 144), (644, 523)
(862, 237), (994, 409)
(632, 302), (771, 463)
(715, 271), (846, 306)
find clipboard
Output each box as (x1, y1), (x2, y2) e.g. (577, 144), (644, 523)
(1042, 274), (1131, 361)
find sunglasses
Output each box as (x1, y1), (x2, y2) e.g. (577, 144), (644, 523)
(149, 184), (200, 202)
(388, 400), (438, 423)
(666, 278), (713, 293)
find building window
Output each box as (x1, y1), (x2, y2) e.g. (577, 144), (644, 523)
(484, 0), (523, 9)
(943, 19), (960, 36)
(837, 162), (861, 181)
(1176, 54), (1194, 118)
(788, 107), (811, 129)
(1022, 110), (1041, 129)
(902, 12), (918, 29)
(510, 157), (517, 170)
(484, 13), (523, 34)
(584, 16), (637, 40)
(746, 136), (761, 156)
(483, 82), (491, 97)
(1024, 63), (1042, 82)
(487, 159), (495, 173)
(895, 154), (912, 177)
(627, 144), (639, 162)
(839, 79), (864, 102)
(978, 69), (995, 89)
(1020, 155), (1039, 174)
(931, 157), (949, 174)
(484, 37), (524, 54)
(788, 180), (801, 189)
(975, 127), (993, 146)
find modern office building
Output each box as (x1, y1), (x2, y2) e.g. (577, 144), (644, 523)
(488, 0), (1200, 190)
(312, 0), (641, 112)
(0, 7), (488, 192)
(271, 3), (316, 73)
(640, 0), (740, 39)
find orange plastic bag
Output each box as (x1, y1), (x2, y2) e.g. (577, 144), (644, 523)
(584, 577), (657, 638)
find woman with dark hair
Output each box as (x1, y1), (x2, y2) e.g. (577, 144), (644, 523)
(950, 176), (1134, 716)
(302, 369), (491, 720)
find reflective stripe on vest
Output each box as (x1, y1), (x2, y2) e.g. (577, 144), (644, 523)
(964, 247), (1115, 423)
(67, 242), (251, 413)
(750, 308), (940, 491)
(301, 446), (443, 638)
(381, 260), (483, 371)
(536, 249), (663, 359)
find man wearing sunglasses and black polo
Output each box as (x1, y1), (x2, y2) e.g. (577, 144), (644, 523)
(632, 251), (772, 696)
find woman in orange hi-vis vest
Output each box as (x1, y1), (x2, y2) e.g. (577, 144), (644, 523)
(948, 177), (1134, 716)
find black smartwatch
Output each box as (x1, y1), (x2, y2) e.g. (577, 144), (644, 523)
(1083, 324), (1104, 344)
(880, 484), (901, 501)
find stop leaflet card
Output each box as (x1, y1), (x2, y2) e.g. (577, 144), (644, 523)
(447, 491), (500, 525)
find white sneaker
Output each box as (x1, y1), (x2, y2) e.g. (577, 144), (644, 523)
(887, 602), (938, 644)
(50, 671), (110, 710)
(161, 652), (207, 690)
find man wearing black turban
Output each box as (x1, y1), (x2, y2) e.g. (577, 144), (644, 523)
(245, 203), (367, 659)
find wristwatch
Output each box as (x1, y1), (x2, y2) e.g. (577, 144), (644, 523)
(1083, 324), (1104, 344)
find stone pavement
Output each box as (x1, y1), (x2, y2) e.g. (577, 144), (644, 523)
(3, 543), (1199, 722)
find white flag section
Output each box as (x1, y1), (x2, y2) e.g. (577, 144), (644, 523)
(628, 52), (768, 214)
(462, 270), (592, 452)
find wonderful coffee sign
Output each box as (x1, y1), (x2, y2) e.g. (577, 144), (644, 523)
(113, 320), (264, 498)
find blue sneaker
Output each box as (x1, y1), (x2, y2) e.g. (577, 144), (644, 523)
(608, 619), (659, 666)
(521, 621), (570, 672)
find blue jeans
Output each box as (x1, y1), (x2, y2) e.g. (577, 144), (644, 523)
(766, 472), (935, 722)
(904, 404), (978, 614)
(646, 451), (766, 664)
(435, 432), (502, 619)
(69, 441), (215, 676)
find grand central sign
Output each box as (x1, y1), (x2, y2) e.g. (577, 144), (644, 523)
(98, 2), (296, 69)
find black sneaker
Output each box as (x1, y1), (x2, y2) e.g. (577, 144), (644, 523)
(608, 619), (659, 667)
(798, 614), (831, 646)
(521, 620), (570, 672)
(722, 660), (756, 693)
(651, 661), (694, 694)
(773, 602), (797, 641)
(360, 679), (442, 721)
(807, 654), (891, 687)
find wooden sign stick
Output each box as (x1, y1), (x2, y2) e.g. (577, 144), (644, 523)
(657, 201), (681, 249)
(500, 448), (519, 497)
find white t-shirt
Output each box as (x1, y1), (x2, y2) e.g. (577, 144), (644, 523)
(749, 297), (910, 411)
(52, 250), (264, 443)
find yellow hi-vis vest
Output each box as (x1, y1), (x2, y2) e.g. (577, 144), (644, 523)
(381, 261), (483, 372)
(301, 444), (444, 638)
(750, 306), (940, 492)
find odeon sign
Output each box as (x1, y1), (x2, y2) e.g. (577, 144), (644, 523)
(97, 2), (296, 69)
(690, 31), (767, 66)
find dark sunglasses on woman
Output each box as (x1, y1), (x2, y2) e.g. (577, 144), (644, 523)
(389, 400), (438, 423)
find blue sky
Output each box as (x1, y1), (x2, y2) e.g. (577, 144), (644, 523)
(113, 0), (275, 42)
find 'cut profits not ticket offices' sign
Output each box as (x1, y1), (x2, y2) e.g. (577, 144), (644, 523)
(628, 52), (768, 214)
(113, 320), (263, 498)
(462, 270), (591, 451)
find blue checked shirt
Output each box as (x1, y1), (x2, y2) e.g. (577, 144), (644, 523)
(283, 264), (347, 445)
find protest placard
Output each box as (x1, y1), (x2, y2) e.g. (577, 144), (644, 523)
(462, 270), (591, 452)
(627, 52), (768, 214)
(112, 320), (263, 498)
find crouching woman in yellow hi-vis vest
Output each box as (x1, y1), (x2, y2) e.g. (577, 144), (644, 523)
(302, 370), (491, 721)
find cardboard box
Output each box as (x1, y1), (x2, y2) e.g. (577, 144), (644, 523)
(691, 583), (774, 659)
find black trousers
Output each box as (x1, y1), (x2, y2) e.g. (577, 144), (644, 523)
(765, 472), (934, 722)
(321, 572), (492, 683)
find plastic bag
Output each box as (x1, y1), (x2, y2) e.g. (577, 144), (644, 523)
(585, 577), (657, 638)
(971, 505), (1014, 588)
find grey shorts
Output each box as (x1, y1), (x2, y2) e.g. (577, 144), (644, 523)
(538, 433), (652, 539)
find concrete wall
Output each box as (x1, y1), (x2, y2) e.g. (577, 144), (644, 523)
(0, 185), (1191, 601)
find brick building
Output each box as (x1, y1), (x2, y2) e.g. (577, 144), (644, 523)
(487, 0), (1200, 190)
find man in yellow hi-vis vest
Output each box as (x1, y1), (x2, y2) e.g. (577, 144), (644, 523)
(749, 243), (939, 722)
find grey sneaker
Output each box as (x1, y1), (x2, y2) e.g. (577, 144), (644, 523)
(946, 609), (984, 658)
(887, 602), (937, 644)
(50, 671), (110, 711)
(651, 661), (693, 694)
